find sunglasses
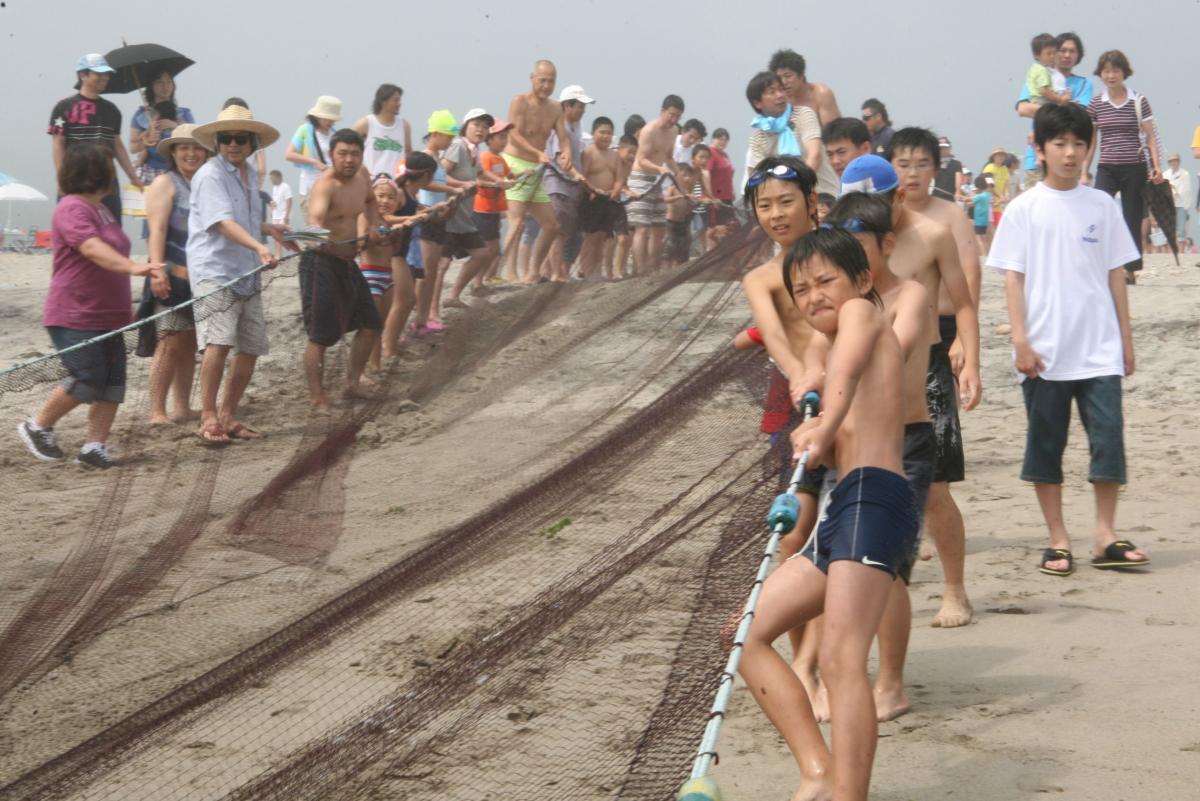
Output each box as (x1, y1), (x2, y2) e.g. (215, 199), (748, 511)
(861, 112), (877, 121)
(217, 133), (253, 146)
(747, 164), (799, 188)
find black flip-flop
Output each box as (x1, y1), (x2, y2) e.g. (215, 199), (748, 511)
(1092, 540), (1150, 569)
(1039, 548), (1074, 576)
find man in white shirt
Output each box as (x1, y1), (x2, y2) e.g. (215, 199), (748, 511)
(1162, 153), (1191, 245)
(268, 169), (293, 256)
(673, 118), (706, 164)
(987, 103), (1148, 576)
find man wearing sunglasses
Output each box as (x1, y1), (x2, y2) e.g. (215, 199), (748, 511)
(861, 98), (895, 156)
(188, 106), (291, 444)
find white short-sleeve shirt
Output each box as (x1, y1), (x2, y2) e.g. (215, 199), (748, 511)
(986, 182), (1138, 382)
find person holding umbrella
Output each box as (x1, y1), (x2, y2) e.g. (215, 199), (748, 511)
(17, 144), (164, 468)
(129, 70), (195, 183)
(48, 54), (143, 218)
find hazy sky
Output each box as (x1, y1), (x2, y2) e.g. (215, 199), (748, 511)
(2, 0), (1196, 233)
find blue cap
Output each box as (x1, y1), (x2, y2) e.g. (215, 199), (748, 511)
(76, 54), (115, 74)
(840, 155), (898, 195)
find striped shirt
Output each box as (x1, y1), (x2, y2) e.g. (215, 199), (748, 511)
(1087, 91), (1152, 166)
(47, 94), (122, 154)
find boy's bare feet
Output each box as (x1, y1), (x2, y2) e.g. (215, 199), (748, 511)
(931, 586), (973, 628)
(148, 412), (172, 425)
(873, 682), (911, 722)
(811, 681), (831, 723)
(170, 408), (199, 423)
(918, 537), (936, 561)
(311, 397), (333, 414)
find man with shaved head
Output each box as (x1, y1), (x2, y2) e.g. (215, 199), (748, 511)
(502, 59), (574, 283)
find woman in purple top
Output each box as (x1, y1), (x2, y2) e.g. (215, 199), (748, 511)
(17, 144), (164, 469)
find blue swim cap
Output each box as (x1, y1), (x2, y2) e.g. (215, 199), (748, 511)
(840, 154), (899, 195)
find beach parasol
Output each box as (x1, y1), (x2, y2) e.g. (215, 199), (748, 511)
(1144, 179), (1179, 264)
(101, 43), (193, 95)
(0, 182), (50, 230)
(0, 173), (14, 187)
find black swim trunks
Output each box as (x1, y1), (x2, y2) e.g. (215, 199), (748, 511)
(926, 315), (965, 483)
(897, 422), (935, 583)
(580, 193), (622, 235)
(298, 250), (382, 347)
(801, 467), (919, 577)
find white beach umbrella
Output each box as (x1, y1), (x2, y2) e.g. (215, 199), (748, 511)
(0, 182), (50, 230)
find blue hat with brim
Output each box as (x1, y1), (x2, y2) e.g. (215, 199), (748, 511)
(76, 54), (115, 74)
(840, 154), (899, 195)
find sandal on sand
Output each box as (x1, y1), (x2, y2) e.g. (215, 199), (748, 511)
(1039, 548), (1074, 576)
(1092, 540), (1150, 569)
(227, 423), (265, 441)
(196, 422), (231, 447)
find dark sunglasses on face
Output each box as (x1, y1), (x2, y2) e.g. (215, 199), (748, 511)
(217, 133), (252, 146)
(862, 112), (876, 121)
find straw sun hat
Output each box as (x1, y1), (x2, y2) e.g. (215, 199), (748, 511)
(192, 105), (280, 150)
(156, 123), (210, 162)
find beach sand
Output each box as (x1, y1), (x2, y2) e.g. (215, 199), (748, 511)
(0, 248), (1196, 800)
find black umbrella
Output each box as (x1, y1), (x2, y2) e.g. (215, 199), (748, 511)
(1143, 179), (1180, 264)
(100, 43), (194, 96)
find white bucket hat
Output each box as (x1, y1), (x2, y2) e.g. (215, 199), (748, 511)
(307, 95), (343, 122)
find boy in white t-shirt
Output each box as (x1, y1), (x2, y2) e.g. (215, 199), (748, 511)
(268, 170), (293, 256)
(987, 103), (1149, 577)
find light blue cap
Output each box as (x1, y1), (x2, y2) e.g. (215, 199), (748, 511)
(76, 54), (115, 74)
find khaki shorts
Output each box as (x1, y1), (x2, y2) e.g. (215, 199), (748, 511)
(193, 279), (269, 356)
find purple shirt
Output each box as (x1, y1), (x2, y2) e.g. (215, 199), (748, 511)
(44, 195), (133, 331)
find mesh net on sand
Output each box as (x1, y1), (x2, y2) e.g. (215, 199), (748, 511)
(0, 224), (786, 800)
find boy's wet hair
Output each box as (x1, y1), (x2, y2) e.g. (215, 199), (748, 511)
(822, 117), (870, 147)
(691, 143), (711, 159)
(825, 192), (893, 246)
(330, 128), (365, 152)
(745, 71), (780, 111)
(817, 193), (836, 207)
(783, 227), (883, 310)
(768, 49), (806, 77)
(886, 127), (940, 166)
(1031, 32), (1057, 57)
(618, 134), (638, 149)
(742, 155), (816, 211)
(973, 175), (990, 191)
(1033, 102), (1093, 148)
(712, 127), (730, 140)
(623, 114), (645, 138)
(662, 94), (685, 112)
(372, 83), (403, 114)
(592, 116), (614, 132)
(682, 118), (707, 138)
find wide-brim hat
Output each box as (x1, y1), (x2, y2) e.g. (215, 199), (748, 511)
(307, 95), (343, 122)
(193, 105), (280, 150)
(156, 123), (211, 162)
(989, 145), (1007, 157)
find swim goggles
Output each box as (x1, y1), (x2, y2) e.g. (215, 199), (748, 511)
(747, 164), (798, 188)
(819, 219), (868, 233)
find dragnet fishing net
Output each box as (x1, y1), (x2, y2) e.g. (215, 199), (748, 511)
(0, 224), (787, 800)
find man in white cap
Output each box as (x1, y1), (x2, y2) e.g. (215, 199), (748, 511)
(188, 105), (290, 444)
(48, 54), (143, 217)
(539, 84), (593, 281)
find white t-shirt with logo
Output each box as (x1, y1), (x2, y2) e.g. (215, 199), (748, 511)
(270, 181), (293, 223)
(986, 182), (1138, 382)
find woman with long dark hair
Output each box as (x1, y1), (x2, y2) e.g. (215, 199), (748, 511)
(129, 71), (195, 183)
